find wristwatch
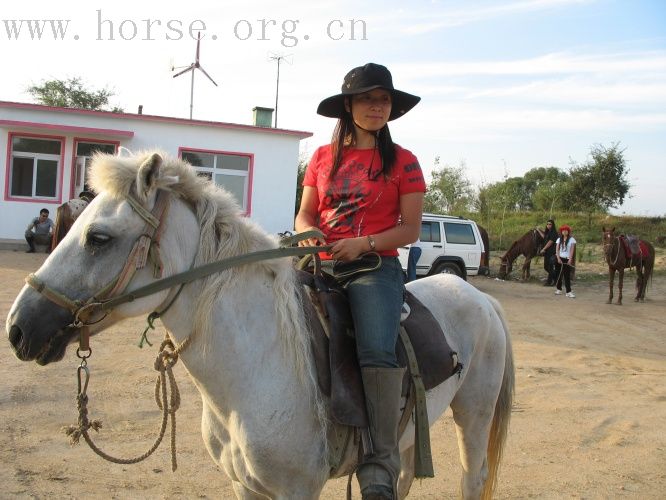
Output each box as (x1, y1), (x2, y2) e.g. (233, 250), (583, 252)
(367, 235), (376, 251)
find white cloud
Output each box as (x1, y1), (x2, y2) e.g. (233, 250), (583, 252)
(397, 0), (594, 34)
(395, 51), (666, 78)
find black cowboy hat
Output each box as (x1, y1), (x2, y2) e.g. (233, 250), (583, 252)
(317, 63), (420, 121)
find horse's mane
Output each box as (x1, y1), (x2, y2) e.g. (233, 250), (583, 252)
(89, 151), (328, 441)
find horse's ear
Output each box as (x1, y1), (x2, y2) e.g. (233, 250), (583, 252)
(136, 153), (162, 200)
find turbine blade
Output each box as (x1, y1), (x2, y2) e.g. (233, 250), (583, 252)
(172, 64), (195, 78)
(196, 32), (201, 62)
(198, 65), (219, 86)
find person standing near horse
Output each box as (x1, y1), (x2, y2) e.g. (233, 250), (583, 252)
(24, 208), (54, 253)
(406, 237), (423, 282)
(554, 224), (576, 298)
(295, 62), (425, 499)
(539, 219), (558, 286)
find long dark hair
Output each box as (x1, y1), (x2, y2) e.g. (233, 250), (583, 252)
(329, 100), (397, 180)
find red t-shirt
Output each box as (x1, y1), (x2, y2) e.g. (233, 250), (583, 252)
(303, 144), (426, 256)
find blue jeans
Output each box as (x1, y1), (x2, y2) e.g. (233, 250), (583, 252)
(406, 247), (422, 283)
(343, 257), (405, 368)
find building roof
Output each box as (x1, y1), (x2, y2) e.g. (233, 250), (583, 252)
(0, 101), (313, 139)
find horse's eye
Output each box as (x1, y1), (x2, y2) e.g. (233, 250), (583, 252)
(88, 233), (112, 248)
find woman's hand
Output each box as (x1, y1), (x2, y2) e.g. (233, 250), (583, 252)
(297, 226), (326, 247)
(329, 237), (369, 261)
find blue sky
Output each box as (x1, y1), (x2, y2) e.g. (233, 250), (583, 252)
(1, 0), (664, 215)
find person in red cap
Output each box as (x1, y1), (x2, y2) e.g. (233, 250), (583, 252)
(295, 63), (425, 499)
(554, 224), (576, 297)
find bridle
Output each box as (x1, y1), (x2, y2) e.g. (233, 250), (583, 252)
(602, 232), (621, 266)
(26, 190), (171, 349)
(25, 190), (329, 351)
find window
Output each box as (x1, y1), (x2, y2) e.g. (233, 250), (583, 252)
(73, 140), (117, 193)
(9, 135), (63, 199)
(180, 149), (252, 211)
(444, 223), (476, 245)
(420, 221), (441, 242)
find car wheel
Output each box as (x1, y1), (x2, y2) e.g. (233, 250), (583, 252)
(434, 262), (462, 277)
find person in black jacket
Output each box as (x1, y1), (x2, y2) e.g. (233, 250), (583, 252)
(539, 219), (557, 286)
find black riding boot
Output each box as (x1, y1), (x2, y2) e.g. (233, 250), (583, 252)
(357, 366), (405, 500)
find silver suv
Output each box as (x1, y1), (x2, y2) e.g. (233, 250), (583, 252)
(398, 214), (487, 280)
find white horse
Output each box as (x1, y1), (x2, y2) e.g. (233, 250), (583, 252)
(6, 152), (514, 499)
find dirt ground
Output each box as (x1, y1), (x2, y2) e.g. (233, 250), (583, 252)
(1, 249), (665, 499)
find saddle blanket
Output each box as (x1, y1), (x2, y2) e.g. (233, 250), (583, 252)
(621, 237), (649, 259)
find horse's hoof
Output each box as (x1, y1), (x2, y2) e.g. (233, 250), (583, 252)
(606, 300), (612, 304)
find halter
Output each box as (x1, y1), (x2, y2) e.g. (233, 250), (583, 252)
(602, 233), (621, 266)
(25, 190), (172, 349)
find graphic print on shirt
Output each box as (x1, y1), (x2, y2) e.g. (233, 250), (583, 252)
(321, 158), (376, 237)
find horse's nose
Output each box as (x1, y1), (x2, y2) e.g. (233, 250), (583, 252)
(8, 324), (28, 360)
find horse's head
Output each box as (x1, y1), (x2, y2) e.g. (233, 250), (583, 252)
(498, 258), (512, 279)
(601, 226), (617, 258)
(6, 152), (200, 365)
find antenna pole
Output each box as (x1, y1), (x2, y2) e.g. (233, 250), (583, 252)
(269, 53), (291, 128)
(274, 57), (281, 128)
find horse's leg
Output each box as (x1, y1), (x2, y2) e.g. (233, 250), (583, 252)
(635, 264), (643, 302)
(617, 269), (624, 305)
(397, 445), (415, 499)
(450, 359), (504, 498)
(232, 482), (268, 500)
(607, 268), (614, 304)
(522, 258), (531, 281)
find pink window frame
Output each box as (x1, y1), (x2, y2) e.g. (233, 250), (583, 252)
(70, 138), (120, 199)
(178, 146), (254, 216)
(4, 131), (66, 204)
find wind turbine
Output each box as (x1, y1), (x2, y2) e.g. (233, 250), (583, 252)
(172, 32), (218, 119)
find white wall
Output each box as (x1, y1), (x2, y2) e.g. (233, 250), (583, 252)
(0, 105), (308, 239)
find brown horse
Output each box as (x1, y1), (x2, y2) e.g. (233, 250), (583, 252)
(498, 228), (544, 280)
(50, 192), (95, 250)
(602, 227), (655, 304)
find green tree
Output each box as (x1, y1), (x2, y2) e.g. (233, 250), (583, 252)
(524, 166), (571, 212)
(294, 156), (308, 216)
(424, 158), (474, 214)
(567, 143), (630, 220)
(27, 77), (122, 111)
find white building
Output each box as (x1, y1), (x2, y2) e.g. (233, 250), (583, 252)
(0, 101), (311, 241)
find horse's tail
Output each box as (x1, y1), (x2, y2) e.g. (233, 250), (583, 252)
(481, 295), (515, 500)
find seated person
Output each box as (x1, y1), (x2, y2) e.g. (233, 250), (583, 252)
(25, 208), (54, 253)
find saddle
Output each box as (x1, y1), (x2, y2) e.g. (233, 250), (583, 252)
(296, 268), (461, 429)
(621, 235), (646, 261)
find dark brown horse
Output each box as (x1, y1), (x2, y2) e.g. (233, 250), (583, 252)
(602, 227), (655, 304)
(498, 229), (544, 280)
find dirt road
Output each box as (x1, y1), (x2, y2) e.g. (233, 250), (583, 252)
(1, 250), (664, 499)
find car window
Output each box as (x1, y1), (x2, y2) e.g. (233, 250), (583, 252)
(443, 223), (476, 245)
(420, 221), (441, 242)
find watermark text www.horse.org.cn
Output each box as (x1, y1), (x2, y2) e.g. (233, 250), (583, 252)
(1, 9), (368, 47)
